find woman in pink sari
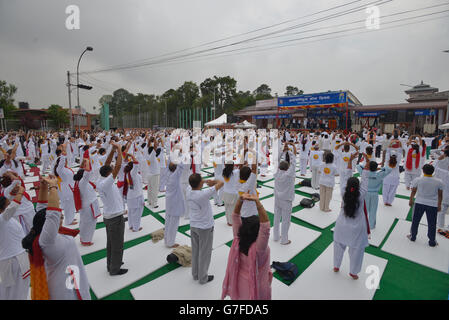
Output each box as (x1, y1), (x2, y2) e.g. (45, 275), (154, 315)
(222, 193), (272, 300)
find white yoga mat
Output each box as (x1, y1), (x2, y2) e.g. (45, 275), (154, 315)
(262, 180), (275, 188)
(86, 232), (191, 299)
(379, 197), (411, 220)
(25, 183), (34, 191)
(76, 214), (164, 256)
(296, 172), (313, 179)
(185, 216), (233, 249)
(158, 212), (191, 227)
(395, 183), (411, 198)
(259, 194), (303, 214)
(292, 200), (342, 229)
(272, 243), (388, 300)
(270, 222), (321, 262)
(298, 186), (341, 200)
(145, 197), (166, 213)
(258, 174), (274, 182)
(381, 219), (449, 273)
(131, 245), (230, 300)
(257, 186), (274, 199)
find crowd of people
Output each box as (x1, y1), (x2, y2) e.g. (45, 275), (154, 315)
(0, 126), (447, 300)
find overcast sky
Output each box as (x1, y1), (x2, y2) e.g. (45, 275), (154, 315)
(1, 0), (448, 114)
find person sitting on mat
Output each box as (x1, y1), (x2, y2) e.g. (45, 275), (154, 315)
(222, 192), (272, 300)
(333, 159), (370, 280)
(408, 164), (443, 247)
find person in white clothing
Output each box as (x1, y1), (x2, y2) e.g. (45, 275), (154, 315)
(309, 142), (323, 190)
(54, 147), (76, 226)
(145, 138), (161, 209)
(273, 142), (296, 245)
(0, 185), (30, 300)
(164, 162), (187, 248)
(318, 152), (337, 212)
(221, 163), (240, 226)
(123, 154), (144, 232)
(298, 133), (311, 176)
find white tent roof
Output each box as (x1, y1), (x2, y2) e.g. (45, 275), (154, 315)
(205, 113), (227, 126)
(439, 122), (449, 130)
(235, 120), (256, 128)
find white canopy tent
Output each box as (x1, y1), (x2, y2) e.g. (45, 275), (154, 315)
(204, 113), (227, 126)
(439, 122), (449, 130)
(234, 120), (256, 129)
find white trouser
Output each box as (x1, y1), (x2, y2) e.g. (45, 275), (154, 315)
(437, 203), (449, 230)
(311, 166), (320, 189)
(79, 199), (100, 243)
(333, 241), (365, 275)
(273, 199), (292, 244)
(213, 187), (223, 205)
(404, 172), (420, 188)
(127, 195), (144, 231)
(147, 174), (160, 207)
(0, 253), (30, 300)
(61, 197), (76, 225)
(41, 155), (51, 173)
(299, 157), (308, 176)
(222, 192), (238, 225)
(382, 182), (399, 205)
(164, 215), (180, 247)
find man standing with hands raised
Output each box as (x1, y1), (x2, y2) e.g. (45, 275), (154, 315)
(97, 140), (127, 276)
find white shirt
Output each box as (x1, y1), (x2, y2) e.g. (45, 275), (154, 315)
(309, 150), (323, 167)
(97, 175), (124, 218)
(411, 176), (444, 207)
(223, 169), (239, 195)
(319, 163), (338, 188)
(187, 187), (216, 229)
(274, 152), (296, 202)
(0, 201), (25, 261)
(238, 172), (258, 218)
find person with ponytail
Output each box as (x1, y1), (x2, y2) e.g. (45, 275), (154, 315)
(22, 175), (90, 300)
(0, 185), (30, 299)
(54, 144), (76, 226)
(309, 140), (323, 190)
(222, 163), (240, 226)
(222, 192), (272, 300)
(333, 157), (370, 280)
(382, 154), (400, 206)
(69, 158), (101, 246)
(356, 154), (392, 230)
(404, 135), (423, 190)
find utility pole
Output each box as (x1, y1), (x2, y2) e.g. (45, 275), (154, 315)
(67, 71), (73, 133)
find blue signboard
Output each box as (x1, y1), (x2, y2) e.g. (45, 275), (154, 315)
(356, 111), (387, 117)
(415, 109), (435, 116)
(253, 114), (292, 120)
(278, 91), (347, 108)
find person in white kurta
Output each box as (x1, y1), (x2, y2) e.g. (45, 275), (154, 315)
(123, 156), (144, 232)
(222, 164), (240, 226)
(333, 166), (370, 279)
(273, 143), (296, 245)
(298, 135), (311, 176)
(309, 142), (323, 190)
(54, 150), (76, 226)
(69, 160), (100, 245)
(0, 188), (30, 300)
(164, 163), (186, 248)
(145, 142), (161, 209)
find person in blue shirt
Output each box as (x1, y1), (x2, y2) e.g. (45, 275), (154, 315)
(357, 154), (392, 229)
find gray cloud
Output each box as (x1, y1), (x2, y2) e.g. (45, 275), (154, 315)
(1, 0), (448, 114)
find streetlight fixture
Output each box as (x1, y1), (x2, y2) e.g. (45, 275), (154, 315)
(76, 46), (93, 131)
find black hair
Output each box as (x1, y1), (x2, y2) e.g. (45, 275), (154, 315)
(389, 155), (397, 167)
(366, 146), (373, 155)
(124, 161), (134, 174)
(423, 164), (434, 175)
(369, 161), (378, 172)
(222, 163), (234, 179)
(188, 173), (202, 189)
(73, 169), (85, 181)
(22, 208), (47, 255)
(54, 156), (61, 177)
(99, 148), (106, 155)
(238, 215), (260, 256)
(343, 144), (350, 152)
(0, 196), (8, 212)
(239, 166), (251, 181)
(99, 165), (112, 177)
(343, 177), (360, 218)
(324, 152), (334, 164)
(279, 161), (289, 171)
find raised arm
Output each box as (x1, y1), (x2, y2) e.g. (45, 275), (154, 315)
(112, 143), (123, 179)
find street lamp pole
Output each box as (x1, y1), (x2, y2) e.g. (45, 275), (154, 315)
(67, 71), (73, 133)
(76, 46), (93, 131)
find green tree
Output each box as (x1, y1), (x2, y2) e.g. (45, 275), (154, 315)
(0, 80), (18, 118)
(177, 81), (200, 108)
(284, 86), (303, 96)
(253, 84), (272, 100)
(47, 104), (69, 128)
